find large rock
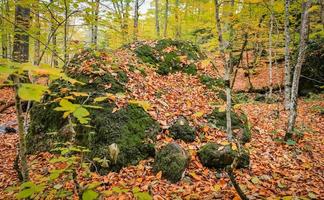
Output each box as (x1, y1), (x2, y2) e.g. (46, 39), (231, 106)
(169, 116), (196, 142)
(206, 109), (251, 144)
(153, 143), (189, 183)
(26, 49), (160, 173)
(198, 143), (249, 169)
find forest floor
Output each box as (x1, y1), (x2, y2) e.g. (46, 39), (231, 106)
(0, 52), (323, 200)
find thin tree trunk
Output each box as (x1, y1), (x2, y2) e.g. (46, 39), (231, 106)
(91, 0), (100, 48)
(12, 1), (30, 181)
(1, 0), (8, 58)
(133, 0), (139, 41)
(285, 0), (312, 140)
(268, 1), (273, 98)
(155, 0), (160, 38)
(64, 0), (68, 63)
(50, 0), (57, 67)
(284, 0), (291, 109)
(214, 0), (232, 141)
(175, 0), (180, 39)
(163, 0), (169, 38)
(33, 1), (40, 66)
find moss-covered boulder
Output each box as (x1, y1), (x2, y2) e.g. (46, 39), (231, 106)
(153, 143), (189, 183)
(206, 109), (251, 144)
(198, 143), (249, 169)
(169, 116), (196, 142)
(27, 49), (160, 173)
(133, 39), (205, 75)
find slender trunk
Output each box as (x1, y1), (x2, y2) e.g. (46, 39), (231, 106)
(268, 2), (273, 98)
(155, 0), (160, 38)
(285, 0), (311, 140)
(284, 0), (291, 109)
(91, 0), (99, 48)
(64, 0), (68, 63)
(133, 0), (139, 41)
(175, 0), (180, 39)
(1, 0), (8, 58)
(321, 0), (324, 28)
(12, 1), (30, 181)
(163, 0), (169, 38)
(50, 0), (57, 67)
(214, 0), (232, 141)
(33, 1), (40, 66)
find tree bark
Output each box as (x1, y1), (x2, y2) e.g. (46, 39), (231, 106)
(63, 0), (68, 63)
(163, 0), (169, 38)
(214, 0), (233, 141)
(12, 1), (30, 181)
(33, 1), (40, 66)
(1, 0), (8, 58)
(133, 0), (139, 41)
(285, 0), (312, 140)
(50, 0), (58, 67)
(155, 0), (160, 38)
(175, 0), (180, 39)
(91, 0), (100, 48)
(268, 0), (274, 98)
(284, 0), (291, 109)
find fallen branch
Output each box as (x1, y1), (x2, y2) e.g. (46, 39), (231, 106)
(0, 101), (15, 113)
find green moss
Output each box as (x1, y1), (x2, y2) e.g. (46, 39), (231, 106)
(199, 75), (224, 89)
(134, 39), (204, 75)
(206, 109), (251, 144)
(169, 117), (196, 142)
(153, 143), (189, 183)
(198, 143), (249, 169)
(27, 50), (160, 173)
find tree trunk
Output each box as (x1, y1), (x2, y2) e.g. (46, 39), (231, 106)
(155, 0), (160, 38)
(1, 0), (8, 58)
(268, 1), (273, 98)
(33, 1), (40, 66)
(214, 0), (232, 141)
(64, 0), (68, 63)
(12, 1), (30, 181)
(133, 0), (139, 41)
(284, 0), (291, 109)
(175, 0), (180, 39)
(50, 0), (57, 67)
(163, 0), (169, 38)
(91, 0), (100, 48)
(285, 0), (312, 140)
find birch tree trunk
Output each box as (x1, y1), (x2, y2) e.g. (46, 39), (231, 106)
(284, 0), (291, 109)
(91, 0), (100, 48)
(50, 0), (58, 67)
(63, 0), (68, 63)
(163, 0), (169, 38)
(268, 1), (273, 98)
(285, 0), (312, 140)
(214, 0), (233, 141)
(155, 0), (160, 37)
(12, 1), (30, 181)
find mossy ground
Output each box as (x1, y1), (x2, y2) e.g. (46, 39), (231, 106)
(134, 39), (204, 75)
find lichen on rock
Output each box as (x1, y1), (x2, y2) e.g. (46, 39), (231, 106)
(153, 143), (189, 183)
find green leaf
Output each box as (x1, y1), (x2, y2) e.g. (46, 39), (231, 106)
(251, 176), (260, 184)
(18, 84), (48, 102)
(128, 100), (152, 111)
(308, 192), (317, 199)
(86, 182), (101, 190)
(20, 181), (36, 189)
(133, 191), (152, 200)
(94, 96), (107, 102)
(286, 139), (296, 146)
(16, 188), (35, 199)
(82, 189), (99, 200)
